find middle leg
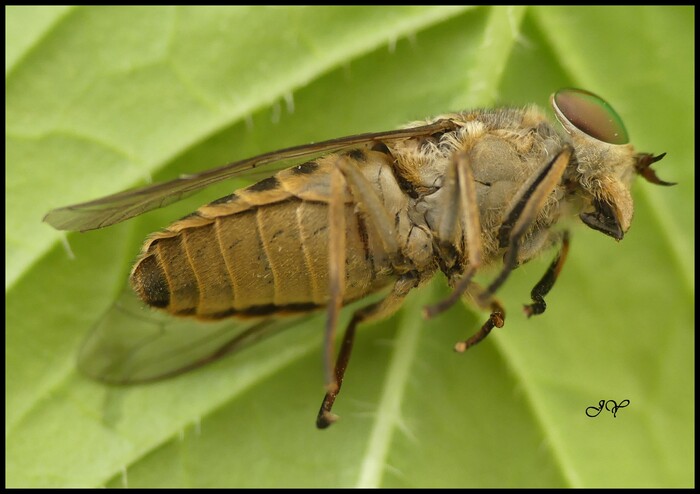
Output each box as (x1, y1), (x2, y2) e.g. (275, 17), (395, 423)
(424, 149), (483, 319)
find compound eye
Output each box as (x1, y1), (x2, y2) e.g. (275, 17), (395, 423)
(553, 88), (629, 145)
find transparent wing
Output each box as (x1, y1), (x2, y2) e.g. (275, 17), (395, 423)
(45, 120), (456, 232)
(78, 287), (312, 384)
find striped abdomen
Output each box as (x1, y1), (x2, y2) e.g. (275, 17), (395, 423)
(131, 150), (403, 319)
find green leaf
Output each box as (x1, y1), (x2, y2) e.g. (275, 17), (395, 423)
(6, 6), (693, 487)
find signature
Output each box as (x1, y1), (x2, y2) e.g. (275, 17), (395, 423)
(585, 399), (630, 418)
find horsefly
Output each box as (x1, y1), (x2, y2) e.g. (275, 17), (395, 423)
(44, 89), (673, 428)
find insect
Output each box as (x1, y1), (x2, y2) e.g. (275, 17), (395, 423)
(44, 88), (672, 429)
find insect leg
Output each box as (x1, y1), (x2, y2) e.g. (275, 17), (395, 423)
(316, 273), (418, 429)
(323, 155), (403, 392)
(334, 157), (400, 256)
(424, 150), (483, 318)
(478, 146), (572, 306)
(454, 219), (569, 353)
(324, 165), (348, 392)
(454, 285), (506, 352)
(523, 230), (570, 317)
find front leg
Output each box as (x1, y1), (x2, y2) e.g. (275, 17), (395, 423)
(478, 145), (572, 306)
(524, 230), (570, 317)
(452, 230), (569, 352)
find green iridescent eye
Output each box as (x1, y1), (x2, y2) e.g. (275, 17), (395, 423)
(553, 89), (629, 145)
